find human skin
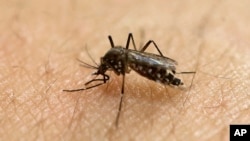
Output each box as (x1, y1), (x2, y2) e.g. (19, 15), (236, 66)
(0, 0), (249, 141)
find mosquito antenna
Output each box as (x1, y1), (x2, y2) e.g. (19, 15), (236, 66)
(76, 58), (98, 69)
(85, 45), (99, 67)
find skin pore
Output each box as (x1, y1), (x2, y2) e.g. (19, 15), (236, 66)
(1, 0), (249, 141)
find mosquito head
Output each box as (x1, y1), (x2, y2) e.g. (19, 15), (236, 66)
(93, 63), (109, 75)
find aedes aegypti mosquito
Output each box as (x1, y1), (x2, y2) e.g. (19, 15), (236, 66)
(63, 33), (195, 126)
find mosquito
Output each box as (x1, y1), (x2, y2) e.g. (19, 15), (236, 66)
(63, 33), (195, 126)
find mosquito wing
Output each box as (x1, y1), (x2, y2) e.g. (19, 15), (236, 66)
(128, 50), (178, 71)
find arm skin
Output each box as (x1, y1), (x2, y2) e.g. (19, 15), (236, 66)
(0, 0), (249, 141)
